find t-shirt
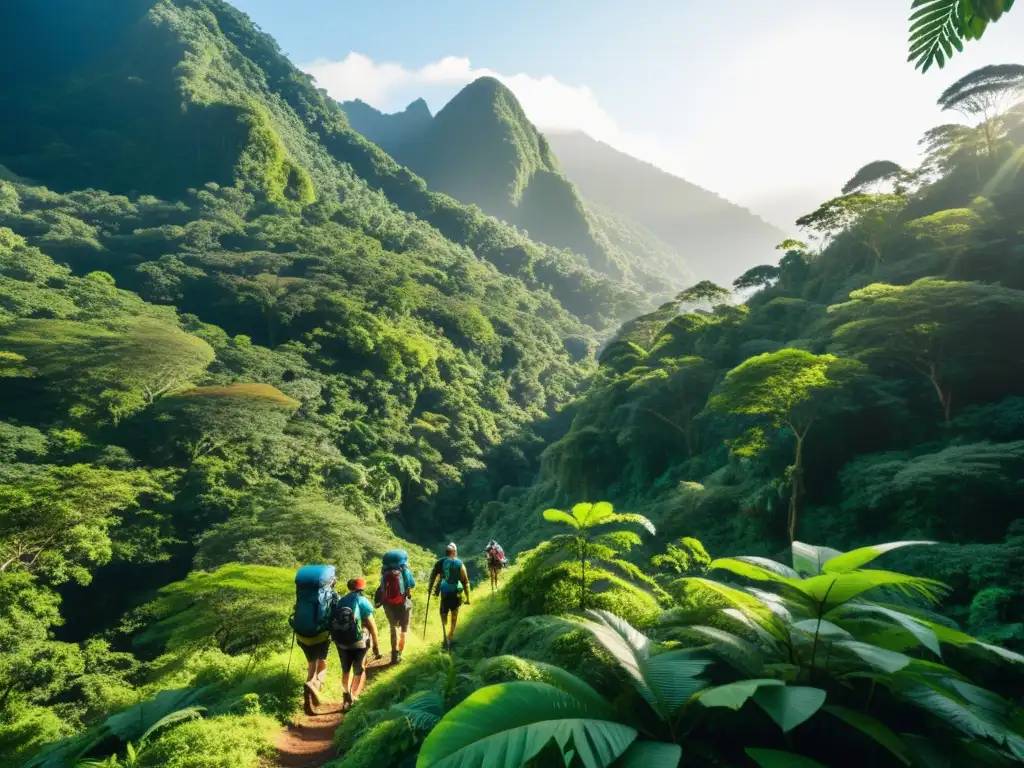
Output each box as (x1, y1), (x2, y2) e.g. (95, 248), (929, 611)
(433, 557), (464, 593)
(333, 592), (376, 649)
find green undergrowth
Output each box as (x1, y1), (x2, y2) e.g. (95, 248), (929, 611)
(326, 562), (656, 768)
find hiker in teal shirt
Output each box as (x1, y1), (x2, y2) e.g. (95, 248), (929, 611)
(427, 543), (470, 650)
(331, 577), (380, 711)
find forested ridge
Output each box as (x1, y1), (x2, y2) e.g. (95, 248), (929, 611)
(1, 1), (1023, 766)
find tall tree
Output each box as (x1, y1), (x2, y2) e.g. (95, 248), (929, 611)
(827, 278), (1024, 421)
(796, 194), (907, 268)
(841, 160), (908, 195)
(937, 64), (1024, 155)
(708, 349), (860, 542)
(908, 0), (1018, 73)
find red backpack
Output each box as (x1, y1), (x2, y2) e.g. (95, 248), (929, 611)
(382, 566), (407, 605)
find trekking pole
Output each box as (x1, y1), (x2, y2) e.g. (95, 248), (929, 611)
(286, 630), (295, 676)
(422, 591), (431, 641)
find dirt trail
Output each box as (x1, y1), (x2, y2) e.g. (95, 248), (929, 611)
(273, 656), (389, 767)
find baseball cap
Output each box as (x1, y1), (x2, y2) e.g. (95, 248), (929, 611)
(348, 577), (366, 591)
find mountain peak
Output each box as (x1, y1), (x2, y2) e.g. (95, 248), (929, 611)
(404, 97), (431, 118)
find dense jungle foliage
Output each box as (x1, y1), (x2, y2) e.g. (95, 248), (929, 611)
(0, 0), (1022, 766)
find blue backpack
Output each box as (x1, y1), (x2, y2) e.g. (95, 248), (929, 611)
(291, 565), (336, 638)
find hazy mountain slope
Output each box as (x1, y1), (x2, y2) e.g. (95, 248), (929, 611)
(342, 78), (615, 271)
(0, 0), (642, 329)
(546, 131), (789, 286)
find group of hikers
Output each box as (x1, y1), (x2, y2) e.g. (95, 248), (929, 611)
(289, 540), (507, 714)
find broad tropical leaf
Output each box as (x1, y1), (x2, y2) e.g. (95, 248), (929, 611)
(899, 683), (1024, 760)
(639, 651), (712, 716)
(746, 748), (827, 767)
(791, 542), (843, 576)
(416, 682), (638, 768)
(835, 640), (913, 673)
(573, 502), (614, 527)
(791, 618), (853, 640)
(708, 557), (798, 586)
(681, 578), (787, 639)
(104, 687), (212, 742)
(722, 608), (781, 649)
(822, 540), (936, 574)
(612, 741), (681, 767)
(752, 686), (827, 733)
(138, 706), (206, 742)
(831, 602), (941, 656)
(519, 660), (614, 716)
(543, 509), (580, 529)
(584, 609), (651, 657)
(732, 556), (800, 579)
(824, 705), (911, 765)
(698, 679), (783, 710)
(679, 625), (767, 676)
(391, 691), (445, 732)
(795, 570), (948, 609)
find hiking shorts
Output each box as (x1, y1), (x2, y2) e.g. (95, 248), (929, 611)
(336, 644), (368, 676)
(298, 638), (330, 663)
(439, 591), (463, 618)
(384, 600), (412, 632)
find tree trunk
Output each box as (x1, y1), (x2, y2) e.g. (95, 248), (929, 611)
(926, 365), (953, 421)
(788, 433), (806, 543)
(579, 537), (587, 611)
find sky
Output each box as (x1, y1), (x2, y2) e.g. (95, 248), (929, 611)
(231, 0), (1024, 230)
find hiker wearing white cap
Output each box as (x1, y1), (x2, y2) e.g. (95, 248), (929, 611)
(427, 542), (470, 650)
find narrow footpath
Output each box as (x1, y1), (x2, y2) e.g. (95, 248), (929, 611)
(273, 656), (388, 767)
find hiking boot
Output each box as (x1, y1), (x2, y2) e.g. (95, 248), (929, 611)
(304, 681), (321, 707)
(391, 650), (401, 664)
(303, 687), (316, 716)
(341, 691), (353, 712)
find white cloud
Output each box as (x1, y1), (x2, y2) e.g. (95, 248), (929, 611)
(302, 52), (631, 146)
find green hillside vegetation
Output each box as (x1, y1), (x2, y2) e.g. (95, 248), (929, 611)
(2, 0), (1024, 766)
(341, 82), (685, 293)
(545, 131), (790, 287)
(464, 63), (1024, 643)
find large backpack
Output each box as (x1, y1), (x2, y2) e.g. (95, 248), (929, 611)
(487, 544), (507, 567)
(381, 549), (410, 606)
(440, 557), (463, 592)
(331, 592), (363, 646)
(291, 564), (336, 638)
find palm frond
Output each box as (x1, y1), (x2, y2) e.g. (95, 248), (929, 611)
(791, 542), (844, 576)
(908, 0), (964, 73)
(542, 508), (579, 530)
(796, 570), (949, 609)
(829, 602), (941, 657)
(821, 541), (936, 574)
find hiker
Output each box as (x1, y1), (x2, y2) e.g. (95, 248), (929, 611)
(290, 565), (337, 715)
(331, 577), (380, 712)
(484, 539), (507, 591)
(375, 549), (416, 664)
(428, 543), (470, 650)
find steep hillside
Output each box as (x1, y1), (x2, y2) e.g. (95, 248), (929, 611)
(546, 130), (789, 286)
(341, 80), (692, 292)
(0, 3), (642, 762)
(342, 78), (612, 270)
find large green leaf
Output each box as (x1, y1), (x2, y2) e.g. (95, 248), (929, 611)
(745, 748), (827, 767)
(680, 625), (767, 676)
(796, 570), (948, 609)
(698, 679), (783, 710)
(791, 618), (853, 640)
(522, 660), (615, 717)
(104, 687), (212, 742)
(543, 509), (580, 530)
(639, 651), (711, 716)
(831, 603), (941, 657)
(708, 557), (798, 586)
(733, 556), (800, 579)
(835, 640), (912, 673)
(791, 542), (843, 576)
(822, 541), (936, 574)
(416, 682), (637, 768)
(900, 683), (1024, 760)
(584, 609), (651, 657)
(612, 741), (681, 767)
(752, 686), (827, 733)
(824, 705), (911, 765)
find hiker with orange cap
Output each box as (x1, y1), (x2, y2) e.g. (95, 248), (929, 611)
(330, 577), (380, 711)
